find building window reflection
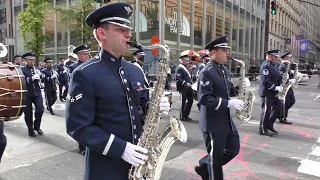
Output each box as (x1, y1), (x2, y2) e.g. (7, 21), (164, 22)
(206, 0), (214, 44)
(194, 0), (203, 46)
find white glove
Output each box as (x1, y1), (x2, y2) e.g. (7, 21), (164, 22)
(244, 78), (251, 88)
(51, 74), (57, 79)
(160, 96), (171, 113)
(227, 99), (245, 111)
(186, 83), (191, 87)
(121, 142), (148, 167)
(289, 79), (296, 85)
(32, 74), (40, 81)
(275, 86), (283, 92)
(63, 69), (67, 74)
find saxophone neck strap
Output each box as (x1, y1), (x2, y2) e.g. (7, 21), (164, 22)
(105, 59), (143, 114)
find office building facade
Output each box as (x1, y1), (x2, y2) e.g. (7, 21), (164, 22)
(7, 0), (267, 73)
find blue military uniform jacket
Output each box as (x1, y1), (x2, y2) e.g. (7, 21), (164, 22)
(258, 60), (281, 97)
(176, 64), (192, 92)
(197, 61), (238, 133)
(56, 64), (68, 83)
(21, 65), (42, 97)
(68, 61), (83, 74)
(66, 50), (149, 180)
(41, 68), (57, 92)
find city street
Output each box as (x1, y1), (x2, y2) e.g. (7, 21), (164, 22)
(1, 76), (320, 180)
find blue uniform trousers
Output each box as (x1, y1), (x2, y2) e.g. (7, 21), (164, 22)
(0, 122), (6, 162)
(58, 81), (69, 100)
(259, 96), (282, 133)
(284, 88), (295, 118)
(24, 95), (44, 132)
(45, 90), (57, 112)
(198, 130), (240, 180)
(179, 87), (193, 120)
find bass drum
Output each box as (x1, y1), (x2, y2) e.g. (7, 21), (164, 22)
(191, 82), (198, 101)
(0, 64), (27, 121)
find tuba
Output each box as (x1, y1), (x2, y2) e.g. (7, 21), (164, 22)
(0, 42), (8, 58)
(228, 56), (255, 122)
(127, 40), (188, 180)
(67, 45), (78, 59)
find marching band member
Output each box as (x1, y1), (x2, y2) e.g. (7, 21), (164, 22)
(277, 52), (295, 124)
(258, 50), (283, 136)
(13, 55), (22, 66)
(21, 52), (45, 137)
(66, 2), (170, 179)
(131, 49), (149, 88)
(42, 57), (58, 115)
(68, 44), (90, 74)
(176, 51), (194, 121)
(194, 36), (249, 180)
(56, 58), (69, 101)
(68, 44), (90, 155)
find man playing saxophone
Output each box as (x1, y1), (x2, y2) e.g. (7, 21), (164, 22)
(194, 36), (250, 180)
(65, 3), (170, 180)
(277, 52), (295, 124)
(258, 50), (283, 137)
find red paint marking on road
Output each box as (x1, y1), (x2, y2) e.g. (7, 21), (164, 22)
(186, 164), (202, 180)
(224, 134), (262, 180)
(274, 157), (296, 180)
(280, 123), (315, 139)
(309, 117), (316, 121)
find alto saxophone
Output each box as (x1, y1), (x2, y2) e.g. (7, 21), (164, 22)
(127, 40), (188, 180)
(228, 56), (255, 122)
(276, 60), (291, 101)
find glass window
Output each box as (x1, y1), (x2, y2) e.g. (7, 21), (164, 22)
(216, 3), (223, 38)
(232, 10), (238, 50)
(0, 0), (5, 4)
(239, 15), (244, 53)
(44, 5), (55, 51)
(180, 0), (192, 44)
(225, 8), (231, 38)
(0, 9), (6, 24)
(194, 0), (203, 46)
(56, 0), (68, 54)
(139, 0), (159, 41)
(206, 0), (214, 44)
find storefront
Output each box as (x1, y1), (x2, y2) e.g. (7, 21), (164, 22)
(14, 0), (267, 74)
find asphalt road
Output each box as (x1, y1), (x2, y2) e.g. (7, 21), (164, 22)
(1, 75), (320, 180)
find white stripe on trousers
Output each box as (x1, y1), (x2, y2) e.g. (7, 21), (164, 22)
(262, 97), (267, 133)
(209, 133), (214, 180)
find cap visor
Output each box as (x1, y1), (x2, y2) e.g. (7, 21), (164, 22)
(108, 21), (132, 30)
(25, 56), (36, 59)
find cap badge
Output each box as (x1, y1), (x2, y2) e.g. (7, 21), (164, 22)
(124, 6), (132, 15)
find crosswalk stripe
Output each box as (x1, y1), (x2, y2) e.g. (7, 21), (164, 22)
(310, 146), (320, 157)
(297, 159), (320, 177)
(317, 138), (320, 143)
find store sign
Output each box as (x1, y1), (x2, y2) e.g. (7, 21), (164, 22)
(165, 12), (190, 37)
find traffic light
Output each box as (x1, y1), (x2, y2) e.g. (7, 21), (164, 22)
(271, 1), (277, 15)
(94, 0), (110, 3)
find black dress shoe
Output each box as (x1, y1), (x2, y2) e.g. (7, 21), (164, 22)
(78, 149), (85, 155)
(267, 127), (278, 134)
(28, 131), (36, 137)
(259, 131), (273, 137)
(60, 99), (65, 102)
(35, 129), (43, 135)
(185, 116), (192, 121)
(280, 118), (292, 124)
(50, 111), (55, 115)
(194, 165), (209, 180)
